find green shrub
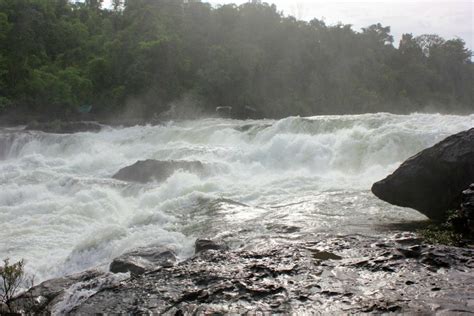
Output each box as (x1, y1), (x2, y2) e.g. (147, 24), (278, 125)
(418, 226), (462, 246)
(418, 210), (466, 246)
(0, 259), (26, 313)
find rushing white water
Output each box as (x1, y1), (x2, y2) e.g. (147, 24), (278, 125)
(1, 113), (473, 282)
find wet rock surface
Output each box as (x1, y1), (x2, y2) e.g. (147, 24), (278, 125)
(10, 269), (128, 315)
(15, 234), (474, 314)
(194, 239), (229, 254)
(112, 159), (205, 183)
(110, 245), (177, 275)
(372, 128), (474, 220)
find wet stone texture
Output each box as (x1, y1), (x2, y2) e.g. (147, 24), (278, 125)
(15, 234), (474, 315)
(109, 245), (178, 276)
(371, 128), (474, 221)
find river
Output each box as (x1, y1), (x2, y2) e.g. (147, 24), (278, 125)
(1, 113), (473, 282)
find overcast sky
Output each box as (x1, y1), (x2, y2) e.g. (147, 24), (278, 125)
(205, 0), (473, 50)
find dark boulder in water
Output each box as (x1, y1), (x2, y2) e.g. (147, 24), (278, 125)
(110, 246), (177, 275)
(112, 159), (205, 183)
(26, 120), (102, 133)
(372, 128), (474, 220)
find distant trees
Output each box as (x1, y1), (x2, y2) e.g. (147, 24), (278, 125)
(0, 0), (472, 121)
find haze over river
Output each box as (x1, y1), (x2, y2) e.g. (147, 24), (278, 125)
(1, 113), (473, 282)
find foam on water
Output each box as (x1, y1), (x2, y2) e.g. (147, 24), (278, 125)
(0, 113), (473, 282)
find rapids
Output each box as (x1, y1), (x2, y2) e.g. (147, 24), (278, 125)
(1, 113), (473, 282)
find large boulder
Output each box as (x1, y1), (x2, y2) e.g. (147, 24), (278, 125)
(372, 128), (474, 220)
(112, 159), (204, 183)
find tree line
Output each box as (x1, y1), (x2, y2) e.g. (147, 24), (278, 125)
(0, 0), (472, 122)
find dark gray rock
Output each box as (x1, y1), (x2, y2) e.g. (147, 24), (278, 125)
(10, 270), (108, 314)
(112, 159), (205, 183)
(194, 239), (228, 254)
(454, 183), (474, 238)
(110, 246), (177, 275)
(309, 250), (342, 261)
(25, 121), (102, 134)
(12, 234), (474, 315)
(372, 128), (474, 220)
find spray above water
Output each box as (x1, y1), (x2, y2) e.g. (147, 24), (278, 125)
(0, 113), (473, 282)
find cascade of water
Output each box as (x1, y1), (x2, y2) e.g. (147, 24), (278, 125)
(1, 113), (473, 281)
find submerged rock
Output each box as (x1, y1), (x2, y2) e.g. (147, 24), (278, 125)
(372, 128), (474, 220)
(26, 120), (102, 134)
(110, 246), (177, 275)
(112, 159), (205, 183)
(12, 234), (474, 314)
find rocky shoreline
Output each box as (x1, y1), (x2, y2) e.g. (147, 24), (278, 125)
(9, 233), (474, 314)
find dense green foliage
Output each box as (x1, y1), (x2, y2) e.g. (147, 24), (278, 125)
(0, 0), (472, 121)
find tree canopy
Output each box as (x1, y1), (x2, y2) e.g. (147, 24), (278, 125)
(0, 0), (472, 121)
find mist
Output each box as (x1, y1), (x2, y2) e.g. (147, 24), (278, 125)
(0, 0), (472, 124)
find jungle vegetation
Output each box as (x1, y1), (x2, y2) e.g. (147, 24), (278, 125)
(0, 0), (472, 121)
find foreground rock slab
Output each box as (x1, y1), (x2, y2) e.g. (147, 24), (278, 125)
(372, 128), (474, 220)
(112, 159), (205, 183)
(10, 270), (128, 315)
(13, 234), (474, 314)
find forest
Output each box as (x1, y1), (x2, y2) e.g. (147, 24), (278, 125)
(0, 0), (472, 122)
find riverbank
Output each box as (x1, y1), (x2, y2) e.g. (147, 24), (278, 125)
(9, 233), (474, 314)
